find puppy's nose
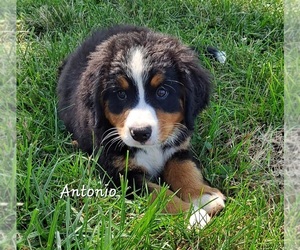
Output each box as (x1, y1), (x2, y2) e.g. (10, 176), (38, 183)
(130, 126), (152, 143)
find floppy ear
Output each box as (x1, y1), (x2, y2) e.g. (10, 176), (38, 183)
(78, 47), (112, 130)
(182, 62), (212, 130)
(94, 82), (105, 128)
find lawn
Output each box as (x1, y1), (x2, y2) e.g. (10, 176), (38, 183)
(17, 0), (284, 249)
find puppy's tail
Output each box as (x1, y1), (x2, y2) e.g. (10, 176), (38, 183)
(191, 45), (227, 64)
(206, 46), (227, 64)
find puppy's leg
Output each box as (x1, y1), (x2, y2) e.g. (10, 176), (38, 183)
(147, 182), (190, 213)
(147, 182), (211, 229)
(163, 157), (225, 227)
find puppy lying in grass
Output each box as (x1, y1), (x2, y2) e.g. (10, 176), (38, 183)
(57, 25), (225, 228)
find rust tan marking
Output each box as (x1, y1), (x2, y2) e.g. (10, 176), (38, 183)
(104, 102), (130, 139)
(163, 159), (221, 203)
(117, 76), (129, 90)
(150, 73), (164, 88)
(147, 182), (191, 214)
(71, 140), (79, 148)
(113, 156), (128, 171)
(113, 156), (143, 172)
(156, 110), (184, 142)
(178, 137), (191, 151)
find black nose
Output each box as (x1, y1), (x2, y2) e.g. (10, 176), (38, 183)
(130, 126), (152, 143)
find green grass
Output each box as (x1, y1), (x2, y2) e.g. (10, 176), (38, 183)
(17, 0), (284, 249)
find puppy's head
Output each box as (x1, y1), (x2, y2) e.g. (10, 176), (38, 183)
(82, 30), (211, 148)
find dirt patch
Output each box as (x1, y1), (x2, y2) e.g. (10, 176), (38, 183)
(248, 126), (284, 189)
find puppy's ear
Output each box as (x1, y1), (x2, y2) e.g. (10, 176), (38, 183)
(94, 84), (105, 128)
(78, 65), (107, 130)
(182, 62), (211, 130)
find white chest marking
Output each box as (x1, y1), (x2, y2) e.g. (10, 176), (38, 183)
(134, 146), (177, 178)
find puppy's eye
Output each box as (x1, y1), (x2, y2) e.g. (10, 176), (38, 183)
(117, 90), (127, 100)
(156, 87), (169, 100)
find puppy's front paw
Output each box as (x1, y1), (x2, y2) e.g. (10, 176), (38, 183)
(188, 208), (211, 229)
(193, 190), (226, 216)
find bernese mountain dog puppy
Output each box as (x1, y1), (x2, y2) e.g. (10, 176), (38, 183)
(57, 25), (225, 228)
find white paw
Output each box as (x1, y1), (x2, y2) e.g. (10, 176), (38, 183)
(188, 208), (211, 229)
(193, 192), (225, 215)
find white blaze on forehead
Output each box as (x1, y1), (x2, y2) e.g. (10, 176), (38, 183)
(129, 47), (145, 81)
(128, 47), (147, 100)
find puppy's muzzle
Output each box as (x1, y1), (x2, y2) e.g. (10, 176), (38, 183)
(130, 126), (152, 143)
